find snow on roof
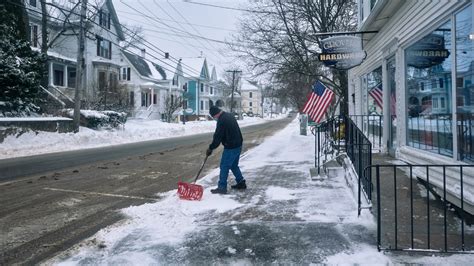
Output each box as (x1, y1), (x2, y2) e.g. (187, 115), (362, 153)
(31, 47), (77, 62)
(241, 80), (260, 91)
(122, 51), (166, 81)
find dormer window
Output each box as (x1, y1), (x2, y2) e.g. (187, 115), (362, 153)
(29, 0), (37, 7)
(99, 9), (111, 29)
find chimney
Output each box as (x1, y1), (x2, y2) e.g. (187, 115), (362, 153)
(141, 49), (146, 58)
(165, 52), (169, 59)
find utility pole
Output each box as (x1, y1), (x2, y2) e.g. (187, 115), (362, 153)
(226, 70), (241, 115)
(74, 0), (87, 132)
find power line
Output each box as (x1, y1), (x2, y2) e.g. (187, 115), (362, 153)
(116, 8), (237, 32)
(149, 0), (225, 65)
(183, 0), (275, 14)
(166, 0), (227, 60)
(15, 1), (202, 78)
(88, 1), (205, 76)
(119, 0), (220, 74)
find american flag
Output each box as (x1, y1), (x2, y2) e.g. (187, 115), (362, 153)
(368, 83), (397, 116)
(301, 81), (335, 123)
(368, 84), (383, 109)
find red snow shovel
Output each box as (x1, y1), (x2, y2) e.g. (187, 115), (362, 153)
(177, 155), (208, 200)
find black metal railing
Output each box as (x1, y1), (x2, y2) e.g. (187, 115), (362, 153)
(313, 116), (345, 175)
(345, 116), (373, 215)
(348, 114), (382, 151)
(313, 115), (373, 214)
(365, 164), (474, 253)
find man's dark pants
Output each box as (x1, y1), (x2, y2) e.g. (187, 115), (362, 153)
(218, 146), (244, 190)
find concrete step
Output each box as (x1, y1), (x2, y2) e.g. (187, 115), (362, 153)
(324, 160), (344, 179)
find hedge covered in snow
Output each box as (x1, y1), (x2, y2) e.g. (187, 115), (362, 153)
(62, 109), (127, 129)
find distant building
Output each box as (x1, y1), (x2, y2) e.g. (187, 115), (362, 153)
(241, 81), (262, 116)
(176, 57), (226, 119)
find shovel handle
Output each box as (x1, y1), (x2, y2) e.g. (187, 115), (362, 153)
(194, 155), (209, 183)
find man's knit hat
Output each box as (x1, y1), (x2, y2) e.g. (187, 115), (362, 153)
(209, 106), (221, 116)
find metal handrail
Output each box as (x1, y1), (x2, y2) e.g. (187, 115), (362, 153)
(365, 164), (473, 253)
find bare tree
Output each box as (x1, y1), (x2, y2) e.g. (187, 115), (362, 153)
(121, 23), (145, 49)
(231, 0), (357, 116)
(164, 95), (184, 123)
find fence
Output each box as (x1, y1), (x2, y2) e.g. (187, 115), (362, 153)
(345, 116), (373, 214)
(348, 115), (382, 151)
(313, 116), (373, 213)
(313, 116), (344, 175)
(366, 164), (474, 253)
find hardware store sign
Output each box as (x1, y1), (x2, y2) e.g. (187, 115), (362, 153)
(319, 36), (366, 70)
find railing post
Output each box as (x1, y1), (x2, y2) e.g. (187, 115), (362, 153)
(461, 166), (465, 251)
(393, 165), (398, 250)
(358, 144), (362, 216)
(317, 127), (321, 175)
(427, 166), (431, 250)
(376, 165), (381, 251)
(443, 166), (447, 252)
(409, 166), (414, 250)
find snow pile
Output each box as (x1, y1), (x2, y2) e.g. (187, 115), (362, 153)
(0, 116), (283, 159)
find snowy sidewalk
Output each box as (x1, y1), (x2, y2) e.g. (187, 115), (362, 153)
(52, 118), (390, 265)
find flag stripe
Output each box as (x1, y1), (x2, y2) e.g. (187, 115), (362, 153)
(301, 91), (314, 113)
(313, 90), (334, 123)
(302, 93), (316, 113)
(369, 87), (383, 109)
(302, 81), (334, 123)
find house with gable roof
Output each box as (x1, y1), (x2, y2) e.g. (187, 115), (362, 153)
(177, 57), (226, 120)
(119, 49), (182, 120)
(24, 0), (126, 108)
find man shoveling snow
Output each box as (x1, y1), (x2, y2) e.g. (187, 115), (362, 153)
(206, 106), (247, 194)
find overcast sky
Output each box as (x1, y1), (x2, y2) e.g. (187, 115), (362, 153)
(112, 0), (247, 78)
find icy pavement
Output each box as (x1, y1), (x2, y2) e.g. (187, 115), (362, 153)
(50, 119), (474, 265)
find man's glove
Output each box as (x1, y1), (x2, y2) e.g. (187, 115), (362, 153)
(206, 148), (212, 156)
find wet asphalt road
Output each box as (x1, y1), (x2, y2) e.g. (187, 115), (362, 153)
(0, 118), (293, 265)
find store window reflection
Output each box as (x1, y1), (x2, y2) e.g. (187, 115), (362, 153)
(366, 67), (383, 115)
(456, 4), (473, 162)
(406, 20), (453, 156)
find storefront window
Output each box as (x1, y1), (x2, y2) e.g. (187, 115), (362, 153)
(406, 20), (453, 157)
(366, 67), (383, 115)
(456, 4), (473, 162)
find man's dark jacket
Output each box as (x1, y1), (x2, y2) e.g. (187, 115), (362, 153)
(209, 112), (243, 150)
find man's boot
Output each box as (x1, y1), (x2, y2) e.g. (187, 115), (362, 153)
(231, 180), (247, 190)
(210, 187), (227, 194)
